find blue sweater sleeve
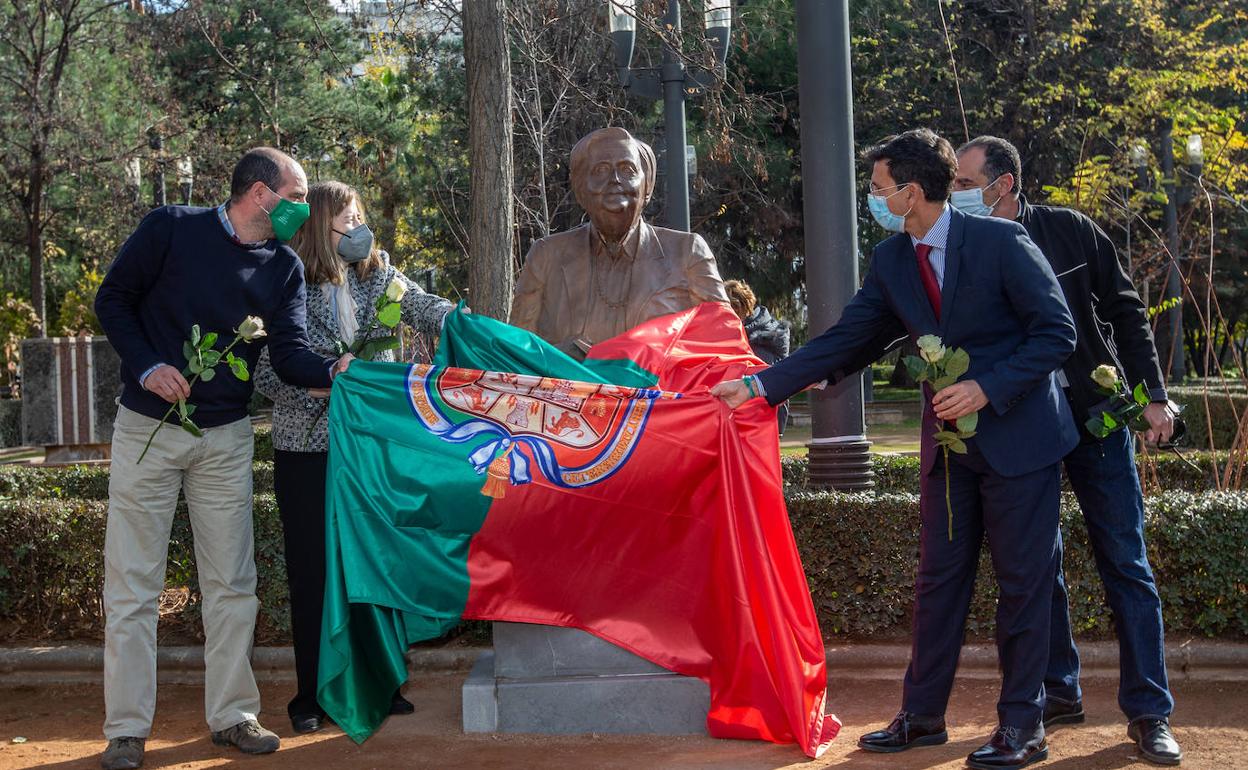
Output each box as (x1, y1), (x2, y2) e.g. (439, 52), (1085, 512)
(976, 224), (1078, 415)
(94, 208), (171, 381)
(266, 260), (334, 389)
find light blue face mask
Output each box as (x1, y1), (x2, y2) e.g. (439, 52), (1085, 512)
(950, 175), (1004, 217)
(867, 183), (914, 233)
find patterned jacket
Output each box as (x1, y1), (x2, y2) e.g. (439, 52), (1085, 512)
(255, 256), (454, 452)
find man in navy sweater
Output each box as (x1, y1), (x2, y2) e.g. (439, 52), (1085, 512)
(94, 147), (351, 770)
(714, 130), (1076, 769)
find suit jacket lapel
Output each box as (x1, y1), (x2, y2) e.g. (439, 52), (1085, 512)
(938, 209), (965, 336)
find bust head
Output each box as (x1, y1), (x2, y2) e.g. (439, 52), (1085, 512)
(570, 128), (657, 243)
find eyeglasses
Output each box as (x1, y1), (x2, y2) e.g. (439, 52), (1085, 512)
(867, 181), (912, 197)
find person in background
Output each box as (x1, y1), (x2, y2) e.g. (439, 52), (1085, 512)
(954, 135), (1181, 766)
(254, 180), (455, 736)
(724, 279), (791, 435)
(94, 147), (351, 770)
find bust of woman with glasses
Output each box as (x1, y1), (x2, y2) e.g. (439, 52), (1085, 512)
(510, 127), (729, 358)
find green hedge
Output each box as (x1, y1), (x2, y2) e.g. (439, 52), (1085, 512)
(2, 471), (1245, 642)
(0, 494), (290, 642)
(782, 451), (1229, 495)
(787, 489), (1248, 639)
(1169, 386), (1246, 450)
(0, 399), (20, 448)
(0, 461), (274, 500)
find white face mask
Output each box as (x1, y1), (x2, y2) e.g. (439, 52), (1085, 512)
(867, 183), (914, 233)
(950, 175), (1005, 217)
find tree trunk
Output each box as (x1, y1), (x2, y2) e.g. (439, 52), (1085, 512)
(27, 144), (46, 337)
(464, 0), (515, 320)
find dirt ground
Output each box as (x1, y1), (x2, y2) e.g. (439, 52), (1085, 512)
(0, 675), (1242, 770)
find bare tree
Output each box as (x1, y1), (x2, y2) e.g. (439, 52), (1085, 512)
(463, 0), (515, 319)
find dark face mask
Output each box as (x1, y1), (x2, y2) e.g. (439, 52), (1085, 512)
(334, 223), (374, 263)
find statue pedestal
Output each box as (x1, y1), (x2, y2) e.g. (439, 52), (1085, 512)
(462, 622), (709, 735)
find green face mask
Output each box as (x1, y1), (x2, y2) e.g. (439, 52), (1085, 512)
(261, 186), (311, 242)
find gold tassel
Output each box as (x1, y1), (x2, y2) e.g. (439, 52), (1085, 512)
(480, 445), (514, 499)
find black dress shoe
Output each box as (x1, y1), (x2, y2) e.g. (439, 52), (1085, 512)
(858, 711), (948, 753)
(290, 713), (324, 735)
(1043, 696), (1085, 728)
(967, 725), (1048, 769)
(389, 691), (415, 716)
(1129, 718), (1183, 766)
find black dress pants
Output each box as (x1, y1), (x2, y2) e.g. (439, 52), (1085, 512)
(273, 449), (329, 718)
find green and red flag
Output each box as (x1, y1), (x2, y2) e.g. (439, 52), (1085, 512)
(318, 302), (840, 757)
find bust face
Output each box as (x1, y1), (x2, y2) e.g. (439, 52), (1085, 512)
(580, 137), (646, 239)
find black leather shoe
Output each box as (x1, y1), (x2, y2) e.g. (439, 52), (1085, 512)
(389, 692), (415, 716)
(858, 711), (948, 753)
(290, 713), (324, 735)
(1129, 718), (1183, 766)
(966, 725), (1048, 769)
(1043, 696), (1085, 728)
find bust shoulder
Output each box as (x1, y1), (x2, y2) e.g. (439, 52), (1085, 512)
(643, 224), (713, 262)
(527, 224), (591, 257)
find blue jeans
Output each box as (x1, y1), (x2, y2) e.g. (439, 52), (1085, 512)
(1047, 428), (1174, 722)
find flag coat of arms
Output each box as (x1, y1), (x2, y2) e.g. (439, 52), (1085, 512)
(318, 302), (841, 757)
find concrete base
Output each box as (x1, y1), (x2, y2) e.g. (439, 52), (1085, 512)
(462, 623), (709, 735)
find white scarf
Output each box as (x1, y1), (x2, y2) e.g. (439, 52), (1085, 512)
(322, 279), (359, 346)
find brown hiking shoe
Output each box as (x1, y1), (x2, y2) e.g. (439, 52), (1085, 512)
(100, 737), (145, 769)
(211, 719), (280, 754)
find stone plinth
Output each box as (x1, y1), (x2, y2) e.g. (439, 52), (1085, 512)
(20, 337), (121, 460)
(462, 622), (709, 735)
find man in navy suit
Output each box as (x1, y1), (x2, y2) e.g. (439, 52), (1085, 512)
(713, 129), (1078, 769)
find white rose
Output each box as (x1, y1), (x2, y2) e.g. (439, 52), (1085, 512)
(385, 278), (407, 303)
(917, 334), (945, 364)
(1091, 364), (1119, 390)
(235, 315), (267, 341)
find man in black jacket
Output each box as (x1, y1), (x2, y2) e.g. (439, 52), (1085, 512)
(954, 136), (1182, 766)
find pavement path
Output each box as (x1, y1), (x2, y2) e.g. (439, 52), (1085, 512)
(1, 675), (1243, 769)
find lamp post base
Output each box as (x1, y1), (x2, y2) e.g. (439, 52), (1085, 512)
(807, 436), (874, 491)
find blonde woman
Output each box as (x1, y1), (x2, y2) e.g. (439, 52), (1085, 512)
(254, 181), (454, 734)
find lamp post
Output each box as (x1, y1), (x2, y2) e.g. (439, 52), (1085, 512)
(147, 127), (165, 209)
(794, 0), (872, 490)
(606, 0), (731, 232)
(176, 156), (194, 206)
(1155, 121), (1204, 383)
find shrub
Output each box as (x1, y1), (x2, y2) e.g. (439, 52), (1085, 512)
(2, 483), (1245, 643)
(1169, 386), (1247, 451)
(1, 294), (40, 394)
(782, 451), (1227, 497)
(0, 461), (275, 501)
(0, 494), (291, 642)
(54, 268), (104, 337)
(789, 489), (1248, 639)
(0, 400), (20, 448)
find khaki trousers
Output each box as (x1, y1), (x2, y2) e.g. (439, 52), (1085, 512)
(103, 405), (259, 738)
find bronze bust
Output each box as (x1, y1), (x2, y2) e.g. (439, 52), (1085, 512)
(510, 127), (729, 358)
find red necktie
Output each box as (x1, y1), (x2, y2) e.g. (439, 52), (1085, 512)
(915, 243), (942, 320)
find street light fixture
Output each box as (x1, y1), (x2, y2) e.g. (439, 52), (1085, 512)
(176, 156), (194, 206)
(607, 0), (635, 85)
(704, 0), (731, 70)
(606, 0), (734, 232)
(1186, 134), (1204, 166)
